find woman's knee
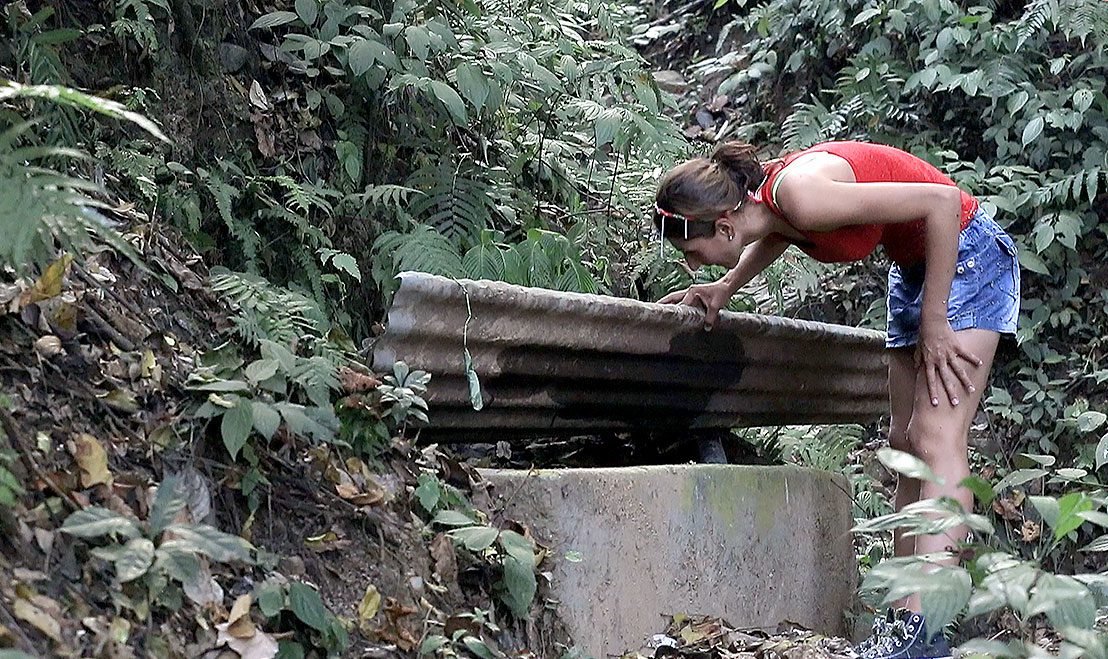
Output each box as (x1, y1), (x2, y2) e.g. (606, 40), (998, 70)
(906, 412), (967, 462)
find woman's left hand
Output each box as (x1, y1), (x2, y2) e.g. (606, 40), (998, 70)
(916, 319), (983, 407)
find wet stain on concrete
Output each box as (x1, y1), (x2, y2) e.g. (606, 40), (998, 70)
(490, 328), (747, 431)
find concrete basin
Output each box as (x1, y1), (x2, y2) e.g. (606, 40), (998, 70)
(481, 464), (856, 656)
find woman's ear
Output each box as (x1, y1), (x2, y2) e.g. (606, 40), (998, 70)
(715, 217), (736, 241)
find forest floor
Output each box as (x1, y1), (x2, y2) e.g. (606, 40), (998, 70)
(0, 3), (922, 659)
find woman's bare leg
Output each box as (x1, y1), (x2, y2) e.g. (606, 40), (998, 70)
(901, 328), (1000, 611)
(888, 348), (920, 559)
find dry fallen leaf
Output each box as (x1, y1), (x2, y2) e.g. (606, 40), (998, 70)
(248, 80), (271, 111)
(34, 335), (63, 358)
(14, 595), (63, 643)
(335, 482), (360, 500)
(28, 254), (73, 303)
(357, 584), (382, 635)
(340, 367), (380, 393)
(215, 621), (278, 659)
(992, 497), (1022, 521)
(102, 388), (140, 413)
(227, 594), (256, 639)
(74, 433), (112, 488)
(1021, 519), (1041, 542)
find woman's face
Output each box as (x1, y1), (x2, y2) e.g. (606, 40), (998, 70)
(668, 220), (744, 271)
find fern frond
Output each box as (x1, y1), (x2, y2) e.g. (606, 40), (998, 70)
(1012, 0), (1057, 49)
(781, 98), (853, 150)
(257, 207), (329, 246)
(355, 184), (424, 211)
(1058, 0), (1108, 45)
(370, 225), (464, 296)
(199, 169), (261, 269)
(405, 164), (494, 247)
(0, 147), (143, 272)
(209, 269), (327, 347)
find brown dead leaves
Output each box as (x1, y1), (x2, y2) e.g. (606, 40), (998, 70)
(624, 615), (856, 659)
(215, 594), (280, 659)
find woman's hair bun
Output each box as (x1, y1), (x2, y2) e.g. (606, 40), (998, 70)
(709, 142), (764, 193)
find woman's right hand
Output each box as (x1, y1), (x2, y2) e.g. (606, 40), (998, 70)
(658, 279), (736, 331)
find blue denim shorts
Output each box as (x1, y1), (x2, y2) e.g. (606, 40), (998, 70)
(886, 208), (1020, 349)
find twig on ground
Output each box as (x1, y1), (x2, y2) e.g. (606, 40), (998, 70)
(0, 407), (80, 511)
(81, 303), (136, 352)
(0, 597), (39, 654)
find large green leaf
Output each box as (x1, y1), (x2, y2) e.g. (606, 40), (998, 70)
(876, 448), (942, 483)
(1022, 115), (1045, 146)
(451, 525), (499, 551)
(498, 530), (537, 618)
(163, 524), (252, 563)
(249, 11), (298, 30)
(251, 401), (282, 440)
(294, 0), (318, 26)
(1030, 574), (1096, 629)
(149, 473), (187, 536)
(428, 80), (467, 124)
(61, 507), (142, 539)
(221, 397), (254, 460)
(918, 568), (972, 640)
(455, 63), (489, 113)
(116, 537), (156, 582)
(152, 545), (200, 583)
(1052, 492), (1094, 540)
(433, 510), (478, 526)
(288, 581), (329, 631)
(256, 580), (286, 617)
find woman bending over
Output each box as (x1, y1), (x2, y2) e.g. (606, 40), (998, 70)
(654, 140), (1020, 659)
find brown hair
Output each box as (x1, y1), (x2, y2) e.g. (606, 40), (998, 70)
(653, 142), (766, 240)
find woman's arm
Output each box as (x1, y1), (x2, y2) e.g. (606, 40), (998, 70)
(659, 234), (790, 330)
(776, 172), (982, 406)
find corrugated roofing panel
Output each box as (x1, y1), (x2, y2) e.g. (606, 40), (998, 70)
(372, 272), (888, 437)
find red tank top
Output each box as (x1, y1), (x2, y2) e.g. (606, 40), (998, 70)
(757, 141), (978, 266)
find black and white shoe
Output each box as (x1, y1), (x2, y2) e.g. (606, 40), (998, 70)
(855, 609), (952, 659)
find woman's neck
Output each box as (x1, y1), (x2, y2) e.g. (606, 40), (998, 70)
(748, 202), (807, 242)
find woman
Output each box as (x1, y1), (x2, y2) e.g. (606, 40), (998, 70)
(654, 141), (1020, 659)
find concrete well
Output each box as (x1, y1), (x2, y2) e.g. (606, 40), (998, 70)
(481, 464), (856, 657)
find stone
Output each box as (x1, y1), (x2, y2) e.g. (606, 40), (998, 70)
(653, 70), (688, 94)
(218, 42), (250, 73)
(480, 464), (856, 657)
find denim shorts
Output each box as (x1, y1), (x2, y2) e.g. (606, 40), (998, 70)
(886, 208), (1020, 349)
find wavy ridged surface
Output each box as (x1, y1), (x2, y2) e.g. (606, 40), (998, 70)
(372, 272), (888, 437)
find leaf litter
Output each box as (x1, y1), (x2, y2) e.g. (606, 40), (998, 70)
(0, 226), (573, 656)
(624, 616), (856, 659)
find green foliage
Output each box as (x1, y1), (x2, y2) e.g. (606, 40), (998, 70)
(60, 473), (253, 615)
(417, 473), (542, 620)
(189, 271), (357, 511)
(157, 160), (361, 321)
(686, 0), (1108, 644)
(110, 0), (169, 55)
(372, 226), (604, 299)
(188, 338), (342, 458)
(702, 0), (1108, 459)
(0, 403), (23, 510)
(0, 82), (167, 273)
(419, 607), (504, 657)
(253, 578), (350, 656)
(857, 456), (1108, 652)
(339, 361), (431, 459)
(240, 0), (686, 319)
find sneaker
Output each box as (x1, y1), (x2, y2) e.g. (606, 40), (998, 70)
(855, 609), (952, 659)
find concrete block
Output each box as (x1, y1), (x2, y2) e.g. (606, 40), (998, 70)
(481, 465), (856, 656)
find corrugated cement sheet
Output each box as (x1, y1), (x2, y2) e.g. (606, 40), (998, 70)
(372, 272), (888, 437)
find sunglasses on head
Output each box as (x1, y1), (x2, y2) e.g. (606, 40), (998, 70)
(652, 197), (748, 256)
